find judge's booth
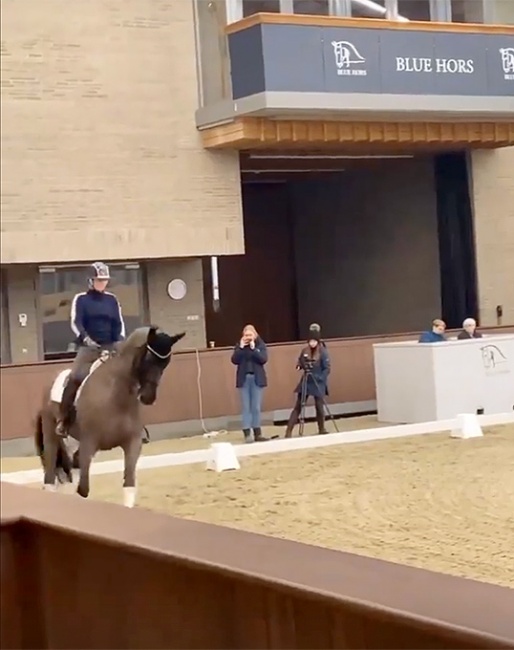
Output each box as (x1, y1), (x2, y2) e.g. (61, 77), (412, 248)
(373, 335), (514, 424)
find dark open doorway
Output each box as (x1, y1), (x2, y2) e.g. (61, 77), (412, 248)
(203, 179), (298, 347)
(204, 150), (479, 347)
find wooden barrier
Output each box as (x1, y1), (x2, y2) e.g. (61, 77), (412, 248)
(1, 327), (513, 441)
(2, 482), (514, 650)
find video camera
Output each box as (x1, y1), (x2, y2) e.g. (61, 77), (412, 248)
(298, 352), (315, 373)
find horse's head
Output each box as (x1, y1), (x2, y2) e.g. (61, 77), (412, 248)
(121, 326), (185, 405)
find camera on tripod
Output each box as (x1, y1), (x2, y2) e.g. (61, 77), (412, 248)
(299, 352), (315, 373)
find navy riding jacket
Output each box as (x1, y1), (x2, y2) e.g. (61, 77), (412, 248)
(71, 289), (125, 346)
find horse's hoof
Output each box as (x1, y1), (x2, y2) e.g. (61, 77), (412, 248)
(76, 487), (88, 498)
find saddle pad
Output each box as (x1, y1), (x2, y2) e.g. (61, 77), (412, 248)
(49, 357), (105, 404)
(50, 369), (72, 404)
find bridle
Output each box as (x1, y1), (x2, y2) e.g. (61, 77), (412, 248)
(146, 344), (172, 361)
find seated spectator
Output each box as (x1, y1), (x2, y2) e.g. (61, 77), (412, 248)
(457, 317), (483, 340)
(418, 319), (447, 343)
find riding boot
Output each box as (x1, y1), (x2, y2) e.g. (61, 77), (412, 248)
(253, 427), (268, 442)
(243, 428), (254, 443)
(56, 379), (80, 437)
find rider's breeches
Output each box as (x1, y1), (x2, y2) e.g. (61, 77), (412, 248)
(69, 346), (101, 383)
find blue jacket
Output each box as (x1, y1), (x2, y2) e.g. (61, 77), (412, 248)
(231, 337), (268, 388)
(418, 331), (446, 343)
(71, 289), (125, 346)
(294, 346), (330, 398)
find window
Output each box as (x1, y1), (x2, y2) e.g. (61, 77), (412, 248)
(293, 0), (329, 14)
(243, 0), (280, 17)
(397, 0), (431, 20)
(0, 270), (11, 364)
(451, 0), (484, 22)
(39, 263), (146, 360)
(351, 0), (387, 19)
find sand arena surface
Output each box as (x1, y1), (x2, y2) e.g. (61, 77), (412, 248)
(84, 424), (514, 589)
(3, 419), (513, 588)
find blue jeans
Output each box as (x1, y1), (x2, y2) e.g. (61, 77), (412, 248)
(239, 374), (263, 430)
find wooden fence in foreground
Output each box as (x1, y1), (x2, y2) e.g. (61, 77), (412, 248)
(2, 483), (514, 650)
(2, 326), (513, 441)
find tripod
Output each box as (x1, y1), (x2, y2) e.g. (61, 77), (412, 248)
(298, 369), (339, 437)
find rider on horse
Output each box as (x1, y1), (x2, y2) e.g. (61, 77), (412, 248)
(56, 261), (125, 437)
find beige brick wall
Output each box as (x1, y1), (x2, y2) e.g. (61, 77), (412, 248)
(146, 259), (206, 350)
(470, 146), (514, 326)
(1, 0), (243, 264)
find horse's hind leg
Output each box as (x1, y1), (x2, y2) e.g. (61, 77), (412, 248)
(41, 413), (58, 491)
(122, 436), (142, 508)
(76, 439), (95, 499)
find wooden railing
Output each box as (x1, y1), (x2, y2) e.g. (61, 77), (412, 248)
(2, 483), (513, 650)
(1, 327), (513, 441)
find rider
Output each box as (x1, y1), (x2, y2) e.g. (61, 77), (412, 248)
(56, 262), (125, 437)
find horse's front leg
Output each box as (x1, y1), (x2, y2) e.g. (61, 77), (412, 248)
(122, 436), (142, 508)
(76, 439), (95, 499)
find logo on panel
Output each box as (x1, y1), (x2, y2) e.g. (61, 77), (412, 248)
(500, 47), (514, 80)
(331, 41), (367, 76)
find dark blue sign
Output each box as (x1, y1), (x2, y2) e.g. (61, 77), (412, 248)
(228, 23), (514, 99)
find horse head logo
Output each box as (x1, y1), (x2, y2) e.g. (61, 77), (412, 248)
(480, 344), (508, 371)
(331, 40), (366, 69)
(500, 48), (514, 76)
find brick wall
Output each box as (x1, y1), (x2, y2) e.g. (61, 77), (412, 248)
(470, 146), (514, 326)
(1, 0), (243, 264)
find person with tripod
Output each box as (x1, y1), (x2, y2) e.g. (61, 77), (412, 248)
(284, 328), (332, 438)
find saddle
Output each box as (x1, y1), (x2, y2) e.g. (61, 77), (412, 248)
(54, 348), (117, 437)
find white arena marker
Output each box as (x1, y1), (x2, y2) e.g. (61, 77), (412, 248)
(206, 442), (240, 473)
(451, 413), (484, 439)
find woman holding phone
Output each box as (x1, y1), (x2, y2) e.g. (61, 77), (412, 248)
(231, 324), (268, 443)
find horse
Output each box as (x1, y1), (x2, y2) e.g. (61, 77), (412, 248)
(35, 326), (185, 507)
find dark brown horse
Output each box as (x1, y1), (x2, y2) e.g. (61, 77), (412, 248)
(35, 326), (185, 507)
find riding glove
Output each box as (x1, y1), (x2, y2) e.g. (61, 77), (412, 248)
(83, 336), (99, 348)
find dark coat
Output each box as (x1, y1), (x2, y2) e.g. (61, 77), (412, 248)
(231, 337), (268, 388)
(294, 346), (330, 398)
(457, 329), (482, 340)
(418, 331), (446, 343)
